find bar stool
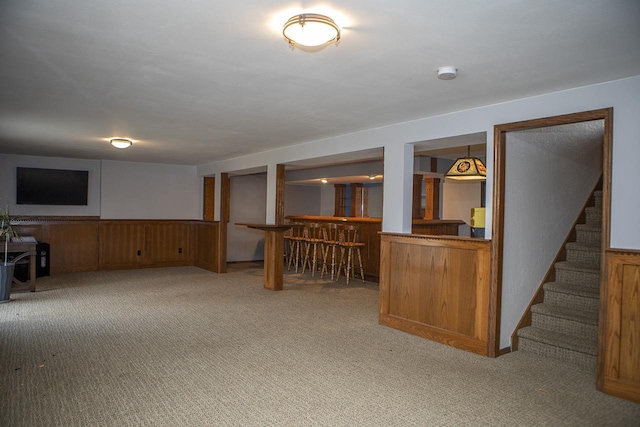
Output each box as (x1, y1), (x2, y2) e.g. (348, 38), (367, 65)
(301, 223), (324, 276)
(336, 225), (365, 285)
(320, 223), (342, 281)
(286, 224), (306, 272)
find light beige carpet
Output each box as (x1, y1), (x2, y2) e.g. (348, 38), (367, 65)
(1, 265), (638, 426)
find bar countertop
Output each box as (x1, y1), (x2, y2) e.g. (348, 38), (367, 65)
(285, 215), (465, 225)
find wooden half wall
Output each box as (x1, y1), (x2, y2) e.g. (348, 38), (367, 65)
(13, 218), (223, 274)
(599, 248), (640, 403)
(378, 233), (495, 356)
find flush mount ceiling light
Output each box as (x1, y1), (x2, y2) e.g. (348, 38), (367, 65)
(437, 66), (457, 80)
(110, 138), (133, 149)
(283, 13), (340, 47)
(445, 146), (487, 180)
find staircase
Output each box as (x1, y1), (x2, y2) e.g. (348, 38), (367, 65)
(517, 190), (602, 370)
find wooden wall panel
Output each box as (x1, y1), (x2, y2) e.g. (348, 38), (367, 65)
(46, 223), (99, 273)
(99, 223), (146, 269)
(379, 233), (492, 356)
(601, 249), (640, 403)
(12, 218), (221, 274)
(195, 222), (219, 272)
(145, 223), (192, 265)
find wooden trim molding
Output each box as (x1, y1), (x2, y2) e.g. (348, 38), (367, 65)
(600, 248), (640, 403)
(378, 233), (493, 356)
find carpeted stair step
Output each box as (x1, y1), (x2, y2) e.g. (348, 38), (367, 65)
(565, 242), (601, 265)
(543, 281), (600, 313)
(555, 261), (600, 287)
(517, 326), (597, 370)
(594, 190), (603, 206)
(584, 206), (602, 227)
(530, 303), (598, 339)
(575, 224), (601, 246)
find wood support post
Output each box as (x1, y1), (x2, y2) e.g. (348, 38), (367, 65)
(424, 177), (440, 220)
(275, 164), (285, 225)
(412, 174), (423, 219)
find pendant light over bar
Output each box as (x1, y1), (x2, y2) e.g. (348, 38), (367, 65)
(445, 146), (487, 180)
(283, 13), (340, 47)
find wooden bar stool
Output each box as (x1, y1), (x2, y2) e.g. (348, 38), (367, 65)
(286, 224), (306, 272)
(320, 223), (342, 281)
(336, 225), (365, 285)
(301, 223), (324, 276)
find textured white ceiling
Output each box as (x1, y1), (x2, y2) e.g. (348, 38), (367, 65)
(1, 1), (639, 166)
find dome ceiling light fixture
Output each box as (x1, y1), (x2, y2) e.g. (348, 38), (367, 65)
(110, 137), (133, 149)
(282, 13), (341, 48)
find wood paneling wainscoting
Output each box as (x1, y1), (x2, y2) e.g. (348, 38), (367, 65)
(195, 221), (222, 272)
(599, 249), (640, 403)
(13, 218), (221, 274)
(378, 233), (495, 356)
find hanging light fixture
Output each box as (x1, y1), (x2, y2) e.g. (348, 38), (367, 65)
(445, 146), (487, 180)
(110, 138), (133, 149)
(282, 13), (341, 48)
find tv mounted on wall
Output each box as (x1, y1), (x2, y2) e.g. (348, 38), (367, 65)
(16, 167), (89, 206)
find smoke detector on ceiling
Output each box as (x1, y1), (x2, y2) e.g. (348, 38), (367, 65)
(437, 66), (457, 80)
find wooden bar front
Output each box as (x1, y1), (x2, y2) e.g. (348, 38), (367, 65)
(285, 216), (464, 278)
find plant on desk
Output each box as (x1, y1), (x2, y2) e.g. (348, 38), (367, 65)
(0, 206), (18, 302)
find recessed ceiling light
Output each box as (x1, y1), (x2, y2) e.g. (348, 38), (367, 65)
(437, 66), (457, 80)
(321, 178), (328, 184)
(110, 138), (133, 149)
(369, 175), (377, 180)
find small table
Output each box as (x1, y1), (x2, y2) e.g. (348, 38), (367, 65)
(236, 223), (296, 291)
(1, 241), (37, 292)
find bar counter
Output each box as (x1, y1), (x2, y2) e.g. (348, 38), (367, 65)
(285, 215), (464, 278)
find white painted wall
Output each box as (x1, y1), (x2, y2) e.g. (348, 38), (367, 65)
(227, 174), (267, 262)
(100, 160), (201, 219)
(367, 185), (383, 218)
(0, 154), (101, 217)
(501, 127), (602, 346)
(320, 185), (334, 216)
(442, 181), (482, 237)
(285, 185), (321, 216)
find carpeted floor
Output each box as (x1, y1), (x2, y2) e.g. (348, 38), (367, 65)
(1, 265), (638, 426)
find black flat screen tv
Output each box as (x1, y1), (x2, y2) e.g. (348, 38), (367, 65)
(16, 167), (89, 206)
